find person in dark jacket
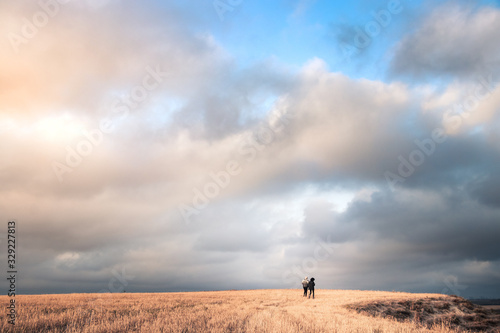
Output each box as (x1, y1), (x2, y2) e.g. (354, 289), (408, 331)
(308, 277), (315, 299)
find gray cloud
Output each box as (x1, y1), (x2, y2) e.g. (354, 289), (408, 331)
(467, 172), (500, 208)
(390, 4), (500, 79)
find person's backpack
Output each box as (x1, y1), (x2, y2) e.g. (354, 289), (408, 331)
(302, 280), (308, 288)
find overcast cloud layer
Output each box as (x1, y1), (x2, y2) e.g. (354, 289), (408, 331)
(1, 0), (499, 298)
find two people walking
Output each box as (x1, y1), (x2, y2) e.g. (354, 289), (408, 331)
(301, 276), (315, 299)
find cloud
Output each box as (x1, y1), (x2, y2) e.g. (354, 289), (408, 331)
(1, 0), (500, 298)
(467, 172), (500, 208)
(301, 199), (357, 243)
(390, 4), (500, 79)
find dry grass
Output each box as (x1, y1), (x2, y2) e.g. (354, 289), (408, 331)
(347, 294), (500, 332)
(0, 289), (492, 332)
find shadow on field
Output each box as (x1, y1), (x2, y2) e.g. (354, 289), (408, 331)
(346, 295), (500, 332)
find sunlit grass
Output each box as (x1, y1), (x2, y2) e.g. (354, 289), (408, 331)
(0, 289), (472, 332)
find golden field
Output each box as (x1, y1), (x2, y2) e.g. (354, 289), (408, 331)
(0, 289), (497, 332)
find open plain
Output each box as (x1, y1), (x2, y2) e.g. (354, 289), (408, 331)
(2, 289), (499, 332)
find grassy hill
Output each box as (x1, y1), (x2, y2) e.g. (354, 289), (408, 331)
(1, 289), (499, 332)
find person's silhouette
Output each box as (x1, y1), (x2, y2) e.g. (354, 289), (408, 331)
(308, 277), (315, 299)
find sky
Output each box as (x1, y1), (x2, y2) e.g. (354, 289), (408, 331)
(0, 0), (499, 298)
